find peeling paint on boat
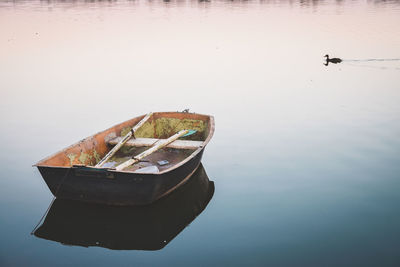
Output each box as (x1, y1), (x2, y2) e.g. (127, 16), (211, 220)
(79, 152), (92, 165)
(93, 150), (101, 164)
(67, 153), (77, 166)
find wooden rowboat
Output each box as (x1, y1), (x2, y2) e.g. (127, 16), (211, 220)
(34, 111), (215, 205)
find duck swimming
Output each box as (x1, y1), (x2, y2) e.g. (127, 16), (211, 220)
(324, 54), (342, 66)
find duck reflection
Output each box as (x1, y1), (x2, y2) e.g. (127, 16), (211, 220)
(33, 164), (214, 250)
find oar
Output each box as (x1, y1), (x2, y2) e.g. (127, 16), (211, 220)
(115, 129), (196, 171)
(95, 112), (153, 168)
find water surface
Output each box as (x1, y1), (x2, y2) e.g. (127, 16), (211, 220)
(1, 0), (400, 266)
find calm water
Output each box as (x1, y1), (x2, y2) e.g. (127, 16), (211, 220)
(1, 0), (400, 266)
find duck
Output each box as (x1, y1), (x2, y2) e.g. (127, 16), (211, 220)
(324, 54), (342, 66)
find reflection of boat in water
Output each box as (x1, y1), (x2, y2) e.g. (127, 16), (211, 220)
(33, 164), (214, 250)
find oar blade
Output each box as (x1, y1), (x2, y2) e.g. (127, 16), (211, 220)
(182, 130), (197, 137)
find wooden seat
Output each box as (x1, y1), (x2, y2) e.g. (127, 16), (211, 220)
(108, 137), (203, 150)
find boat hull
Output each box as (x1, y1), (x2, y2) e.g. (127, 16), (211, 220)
(38, 149), (205, 205)
(35, 112), (214, 206)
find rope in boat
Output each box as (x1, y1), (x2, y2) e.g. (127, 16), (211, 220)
(30, 168), (72, 235)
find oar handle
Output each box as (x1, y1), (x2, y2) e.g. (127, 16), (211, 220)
(95, 112), (153, 167)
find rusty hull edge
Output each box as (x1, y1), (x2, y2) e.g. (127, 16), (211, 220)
(37, 149), (205, 205)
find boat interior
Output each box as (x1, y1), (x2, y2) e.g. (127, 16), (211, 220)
(35, 112), (213, 173)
